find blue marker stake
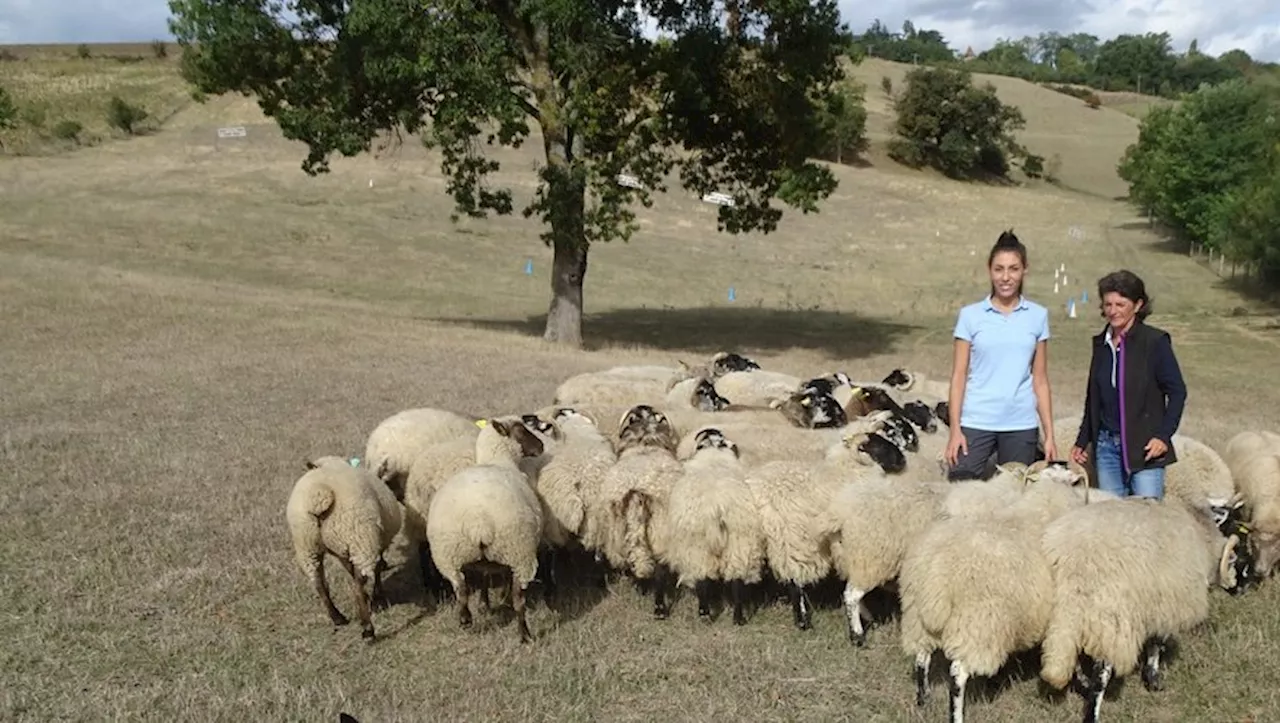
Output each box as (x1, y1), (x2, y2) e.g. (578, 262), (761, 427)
(524, 258), (533, 275)
(728, 286), (736, 302)
(1082, 290), (1088, 303)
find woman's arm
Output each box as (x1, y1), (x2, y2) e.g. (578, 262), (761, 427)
(1031, 339), (1055, 454)
(948, 339), (970, 430)
(1153, 333), (1187, 443)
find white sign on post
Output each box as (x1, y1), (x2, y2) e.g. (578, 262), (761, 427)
(615, 173), (644, 189)
(701, 191), (736, 207)
(217, 126), (247, 138)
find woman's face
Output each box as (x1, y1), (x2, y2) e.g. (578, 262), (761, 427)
(1101, 291), (1142, 333)
(988, 250), (1025, 300)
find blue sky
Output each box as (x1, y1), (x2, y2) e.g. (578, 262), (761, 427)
(1, 0), (1277, 62)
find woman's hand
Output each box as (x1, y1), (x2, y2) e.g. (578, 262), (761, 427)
(1043, 440), (1059, 463)
(1144, 437), (1169, 460)
(1070, 445), (1089, 465)
(946, 429), (968, 467)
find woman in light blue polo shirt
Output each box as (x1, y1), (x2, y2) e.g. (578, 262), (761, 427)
(944, 231), (1057, 480)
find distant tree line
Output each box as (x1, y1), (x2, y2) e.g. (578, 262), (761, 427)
(846, 21), (1280, 100)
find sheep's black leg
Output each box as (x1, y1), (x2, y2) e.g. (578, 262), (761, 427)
(456, 579), (474, 629)
(694, 579), (714, 620)
(371, 555), (389, 611)
(339, 558), (375, 642)
(537, 547), (558, 606)
(652, 564), (673, 620)
(914, 651), (931, 706)
(418, 542), (449, 602)
(729, 579), (747, 626)
(1141, 637), (1166, 692)
(948, 660), (968, 723)
(788, 583), (813, 631)
(512, 577), (532, 644)
(1081, 657), (1112, 723)
(311, 555), (348, 627)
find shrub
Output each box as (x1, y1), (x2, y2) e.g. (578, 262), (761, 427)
(815, 74), (869, 164)
(151, 40), (168, 59)
(1084, 92), (1102, 109)
(76, 44), (91, 59)
(880, 76), (893, 95)
(0, 86), (16, 130)
(887, 66), (1030, 180)
(106, 96), (148, 135)
(1022, 153), (1045, 179)
(52, 119), (83, 141)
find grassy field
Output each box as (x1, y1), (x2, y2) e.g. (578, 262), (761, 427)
(3, 47), (1280, 723)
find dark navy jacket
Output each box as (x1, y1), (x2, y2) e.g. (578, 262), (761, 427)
(1074, 320), (1187, 472)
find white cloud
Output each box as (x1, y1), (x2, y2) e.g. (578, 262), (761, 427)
(0, 0), (1275, 62)
(838, 0), (1280, 61)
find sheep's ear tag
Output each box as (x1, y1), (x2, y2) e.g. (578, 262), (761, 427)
(475, 419), (488, 428)
(348, 457), (361, 468)
(801, 396), (812, 407)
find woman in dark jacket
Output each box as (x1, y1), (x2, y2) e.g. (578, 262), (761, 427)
(1069, 270), (1187, 498)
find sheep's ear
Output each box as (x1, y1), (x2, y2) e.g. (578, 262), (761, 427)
(304, 458), (319, 470)
(376, 459), (390, 481)
(490, 419), (511, 436)
(340, 714), (360, 723)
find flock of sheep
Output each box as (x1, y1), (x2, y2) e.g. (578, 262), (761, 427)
(285, 351), (1280, 723)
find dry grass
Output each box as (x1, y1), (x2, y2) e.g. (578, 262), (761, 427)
(3, 50), (1280, 723)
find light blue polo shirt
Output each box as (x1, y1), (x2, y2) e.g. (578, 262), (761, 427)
(953, 295), (1051, 432)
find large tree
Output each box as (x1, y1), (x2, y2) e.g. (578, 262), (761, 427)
(167, 0), (847, 347)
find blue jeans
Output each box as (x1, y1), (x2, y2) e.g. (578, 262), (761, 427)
(1094, 428), (1165, 498)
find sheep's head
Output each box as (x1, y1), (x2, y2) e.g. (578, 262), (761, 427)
(691, 378), (731, 412)
(845, 431), (906, 474)
(519, 413), (561, 441)
(1207, 492), (1260, 595)
(934, 401), (951, 428)
(774, 389), (847, 429)
(901, 400), (939, 434)
(616, 404), (680, 453)
(800, 372), (852, 397)
(488, 418), (545, 458)
(693, 427), (740, 458)
(1026, 459), (1087, 486)
(881, 368), (914, 390)
(709, 352), (760, 376)
(878, 413), (919, 453)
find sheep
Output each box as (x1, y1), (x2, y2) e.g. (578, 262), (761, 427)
(902, 400), (940, 434)
(882, 368), (952, 404)
(1224, 430), (1280, 575)
(815, 461), (1074, 647)
(899, 463), (1110, 721)
(657, 428), (766, 624)
(285, 455), (402, 641)
(742, 422), (897, 630)
(1038, 492), (1256, 721)
(425, 417), (547, 643)
(712, 369), (804, 408)
(552, 352), (758, 408)
(1163, 433), (1238, 511)
(394, 414), (555, 602)
(363, 407), (482, 494)
(595, 405), (687, 618)
(770, 388), (848, 429)
(526, 407), (618, 595)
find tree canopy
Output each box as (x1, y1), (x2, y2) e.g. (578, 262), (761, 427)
(168, 0), (850, 346)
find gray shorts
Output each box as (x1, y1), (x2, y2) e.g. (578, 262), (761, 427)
(947, 426), (1041, 481)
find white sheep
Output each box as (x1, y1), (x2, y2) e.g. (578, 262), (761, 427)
(899, 464), (1109, 721)
(426, 418), (547, 643)
(712, 369), (804, 408)
(1038, 493), (1254, 719)
(1163, 433), (1238, 510)
(551, 352), (751, 408)
(284, 455), (402, 641)
(657, 428), (766, 624)
(363, 406), (482, 493)
(742, 423), (895, 631)
(1224, 430), (1280, 574)
(593, 405), (687, 618)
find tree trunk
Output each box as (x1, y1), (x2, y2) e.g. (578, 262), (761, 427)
(529, 49), (588, 347)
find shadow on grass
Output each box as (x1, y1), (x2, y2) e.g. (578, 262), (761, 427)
(1138, 231), (1280, 311)
(428, 307), (921, 359)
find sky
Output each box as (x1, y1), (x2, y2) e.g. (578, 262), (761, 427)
(0, 0), (1277, 63)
